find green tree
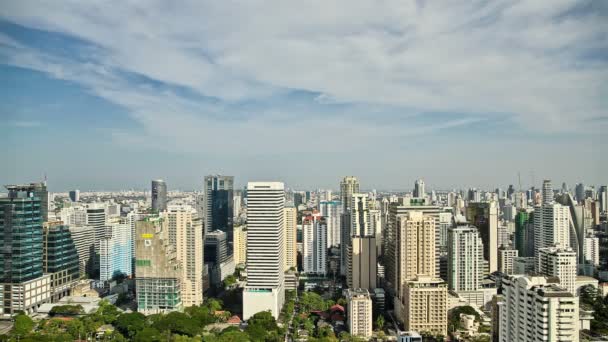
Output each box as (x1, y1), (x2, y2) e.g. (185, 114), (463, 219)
(246, 311), (282, 342)
(133, 327), (162, 342)
(49, 304), (85, 316)
(95, 300), (121, 324)
(114, 312), (147, 338)
(12, 314), (35, 336)
(376, 315), (385, 330)
(153, 311), (200, 336)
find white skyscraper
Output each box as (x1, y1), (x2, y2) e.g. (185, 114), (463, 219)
(533, 203), (571, 256)
(499, 275), (579, 342)
(99, 223), (132, 282)
(536, 246), (577, 295)
(542, 179), (553, 205)
(319, 200), (343, 248)
(243, 182), (285, 320)
(302, 213), (327, 275)
(447, 226), (483, 292)
(584, 236), (600, 267)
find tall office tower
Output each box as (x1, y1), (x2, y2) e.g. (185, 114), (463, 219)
(347, 193), (377, 289)
(43, 221), (80, 301)
(284, 207), (297, 271)
(99, 223), (133, 281)
(403, 276), (448, 337)
(346, 289), (373, 339)
(30, 182), (49, 222)
(302, 214), (327, 275)
(135, 217), (182, 315)
(466, 201), (499, 273)
(151, 179), (167, 212)
(599, 185), (607, 212)
(233, 195), (242, 219)
(575, 183), (585, 203)
(513, 192), (527, 209)
(507, 185), (515, 199)
(413, 179), (425, 198)
(233, 225), (247, 265)
(498, 246), (518, 275)
(584, 236), (599, 267)
(319, 200), (343, 248)
(68, 225), (96, 277)
(369, 208), (382, 256)
(555, 193), (585, 264)
(340, 176), (360, 275)
(164, 205), (204, 307)
(86, 203), (107, 277)
(499, 275), (579, 342)
(536, 246), (577, 295)
(514, 209), (533, 257)
(1, 184), (51, 315)
(447, 226), (483, 291)
(542, 179), (553, 205)
(243, 182), (285, 320)
(69, 189), (80, 202)
(204, 175), (234, 241)
(533, 202), (571, 256)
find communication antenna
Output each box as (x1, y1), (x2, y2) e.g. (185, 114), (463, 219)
(518, 172), (522, 191)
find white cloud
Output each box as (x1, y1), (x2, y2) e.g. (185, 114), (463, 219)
(0, 0), (607, 150)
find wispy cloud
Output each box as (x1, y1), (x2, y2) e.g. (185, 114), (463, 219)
(8, 120), (41, 128)
(0, 0), (607, 159)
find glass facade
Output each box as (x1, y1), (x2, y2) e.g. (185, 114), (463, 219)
(43, 224), (80, 280)
(204, 175), (234, 244)
(0, 185), (44, 284)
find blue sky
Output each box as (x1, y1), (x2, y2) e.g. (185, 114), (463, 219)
(1, 1), (607, 191)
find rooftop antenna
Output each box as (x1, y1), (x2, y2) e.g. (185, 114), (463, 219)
(518, 172), (522, 192)
(44, 172), (47, 186)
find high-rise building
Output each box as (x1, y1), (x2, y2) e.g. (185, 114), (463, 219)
(498, 246), (518, 275)
(584, 236), (600, 267)
(599, 185), (607, 213)
(68, 225), (96, 278)
(466, 201), (499, 273)
(575, 183), (585, 203)
(69, 189), (80, 202)
(395, 212), (436, 290)
(447, 226), (483, 292)
(233, 225), (247, 266)
(165, 205), (204, 307)
(1, 184), (52, 315)
(319, 200), (343, 248)
(536, 246), (577, 295)
(499, 275), (579, 342)
(555, 193), (585, 264)
(31, 182), (49, 222)
(233, 194), (242, 219)
(413, 179), (425, 198)
(151, 179), (167, 212)
(402, 276), (447, 337)
(340, 177), (360, 275)
(542, 179), (553, 205)
(514, 209), (533, 257)
(243, 182), (285, 320)
(533, 203), (570, 256)
(347, 193), (377, 290)
(204, 175), (234, 241)
(43, 221), (80, 301)
(284, 207), (297, 271)
(204, 230), (234, 286)
(135, 217), (182, 315)
(302, 214), (327, 275)
(86, 203), (107, 277)
(99, 223), (132, 281)
(346, 288), (373, 338)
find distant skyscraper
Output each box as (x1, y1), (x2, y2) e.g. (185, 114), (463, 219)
(204, 175), (234, 241)
(243, 182), (285, 320)
(533, 202), (570, 256)
(413, 179), (425, 198)
(302, 214), (327, 275)
(347, 193), (377, 290)
(599, 185), (607, 213)
(284, 207), (297, 271)
(575, 183), (585, 203)
(69, 189), (80, 202)
(151, 179), (167, 212)
(542, 179), (553, 205)
(498, 246), (518, 275)
(466, 201), (499, 273)
(135, 217), (183, 315)
(1, 184), (52, 315)
(32, 182), (49, 222)
(319, 200), (343, 248)
(340, 176), (360, 275)
(86, 203), (107, 277)
(447, 226), (483, 292)
(233, 225), (247, 265)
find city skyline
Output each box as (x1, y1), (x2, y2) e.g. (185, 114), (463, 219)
(1, 1), (607, 190)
